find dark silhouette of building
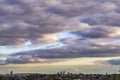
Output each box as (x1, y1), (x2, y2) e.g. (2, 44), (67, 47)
(10, 71), (13, 75)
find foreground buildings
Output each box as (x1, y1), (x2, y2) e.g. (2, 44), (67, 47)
(0, 71), (120, 80)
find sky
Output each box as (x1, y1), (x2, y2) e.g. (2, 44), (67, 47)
(0, 0), (120, 74)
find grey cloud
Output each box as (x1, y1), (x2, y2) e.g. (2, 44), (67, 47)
(10, 48), (74, 58)
(4, 55), (67, 64)
(1, 36), (120, 64)
(0, 38), (25, 45)
(0, 0), (84, 45)
(60, 37), (120, 57)
(10, 37), (120, 58)
(0, 0), (120, 61)
(0, 0), (120, 46)
(0, 60), (6, 65)
(6, 55), (43, 64)
(81, 12), (120, 26)
(73, 26), (120, 38)
(98, 58), (120, 65)
(107, 59), (120, 65)
(0, 54), (6, 65)
(47, 0), (118, 17)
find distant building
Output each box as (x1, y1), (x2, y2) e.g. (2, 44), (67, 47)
(10, 71), (13, 75)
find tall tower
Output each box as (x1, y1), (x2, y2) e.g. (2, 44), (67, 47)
(10, 71), (13, 75)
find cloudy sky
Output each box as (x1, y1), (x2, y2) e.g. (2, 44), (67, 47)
(0, 0), (120, 74)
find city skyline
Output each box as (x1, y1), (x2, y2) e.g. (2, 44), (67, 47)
(0, 0), (120, 74)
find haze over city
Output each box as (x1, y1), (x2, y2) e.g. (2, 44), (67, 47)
(0, 0), (120, 74)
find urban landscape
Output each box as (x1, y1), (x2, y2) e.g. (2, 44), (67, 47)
(0, 71), (120, 80)
(0, 0), (120, 80)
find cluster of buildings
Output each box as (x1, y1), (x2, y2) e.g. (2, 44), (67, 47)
(0, 71), (120, 80)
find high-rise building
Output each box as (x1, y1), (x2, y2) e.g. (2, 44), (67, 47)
(10, 71), (13, 75)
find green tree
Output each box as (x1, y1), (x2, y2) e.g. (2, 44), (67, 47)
(0, 75), (2, 80)
(115, 74), (120, 80)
